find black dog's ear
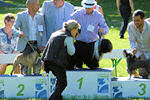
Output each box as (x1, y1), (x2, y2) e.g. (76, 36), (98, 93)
(100, 39), (113, 53)
(123, 49), (127, 57)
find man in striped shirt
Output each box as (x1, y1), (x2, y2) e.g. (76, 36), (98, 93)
(70, 0), (109, 69)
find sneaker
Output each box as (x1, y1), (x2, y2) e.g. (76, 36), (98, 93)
(120, 35), (124, 39)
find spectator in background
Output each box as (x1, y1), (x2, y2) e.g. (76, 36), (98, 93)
(41, 20), (80, 100)
(14, 0), (47, 74)
(116, 0), (134, 39)
(0, 13), (24, 74)
(94, 0), (104, 38)
(41, 0), (74, 42)
(69, 0), (109, 69)
(128, 10), (150, 78)
(94, 0), (103, 15)
(145, 17), (150, 22)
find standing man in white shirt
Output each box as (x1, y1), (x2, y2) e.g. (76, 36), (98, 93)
(41, 0), (74, 42)
(14, 0), (47, 74)
(128, 9), (150, 78)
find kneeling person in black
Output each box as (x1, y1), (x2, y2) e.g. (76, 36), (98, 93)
(41, 20), (80, 100)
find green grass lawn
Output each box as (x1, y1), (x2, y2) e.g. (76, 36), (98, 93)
(1, 0), (150, 99)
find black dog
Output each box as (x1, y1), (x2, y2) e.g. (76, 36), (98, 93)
(123, 49), (150, 79)
(68, 39), (113, 69)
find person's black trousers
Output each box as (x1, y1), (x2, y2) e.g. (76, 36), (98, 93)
(119, 6), (131, 38)
(70, 40), (99, 69)
(44, 61), (67, 100)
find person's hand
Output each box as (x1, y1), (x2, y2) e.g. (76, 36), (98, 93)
(19, 31), (25, 38)
(132, 48), (137, 56)
(117, 10), (120, 15)
(0, 50), (3, 54)
(13, 51), (20, 54)
(99, 29), (104, 34)
(39, 46), (45, 51)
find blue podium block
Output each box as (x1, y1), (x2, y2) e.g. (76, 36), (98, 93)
(49, 68), (113, 99)
(112, 77), (150, 98)
(0, 75), (49, 98)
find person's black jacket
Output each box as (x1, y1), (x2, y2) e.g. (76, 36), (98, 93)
(41, 29), (72, 68)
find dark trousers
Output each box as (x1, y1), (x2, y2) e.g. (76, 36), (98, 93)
(44, 61), (67, 100)
(70, 41), (99, 69)
(119, 6), (131, 37)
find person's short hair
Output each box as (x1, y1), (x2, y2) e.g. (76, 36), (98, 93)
(63, 20), (81, 32)
(133, 9), (145, 19)
(4, 13), (15, 21)
(26, 0), (38, 7)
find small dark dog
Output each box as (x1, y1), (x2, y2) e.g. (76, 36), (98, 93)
(10, 48), (41, 75)
(123, 49), (150, 79)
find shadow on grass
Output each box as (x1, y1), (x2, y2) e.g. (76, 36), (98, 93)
(0, 7), (26, 14)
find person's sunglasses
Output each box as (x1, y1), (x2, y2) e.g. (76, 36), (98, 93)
(78, 29), (81, 34)
(5, 16), (15, 22)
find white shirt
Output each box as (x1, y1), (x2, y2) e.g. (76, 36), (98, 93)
(128, 21), (150, 59)
(28, 14), (37, 41)
(41, 1), (74, 42)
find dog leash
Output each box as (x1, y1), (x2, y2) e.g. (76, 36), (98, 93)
(93, 32), (103, 60)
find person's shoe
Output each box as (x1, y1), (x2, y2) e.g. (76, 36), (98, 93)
(75, 64), (83, 69)
(120, 35), (124, 39)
